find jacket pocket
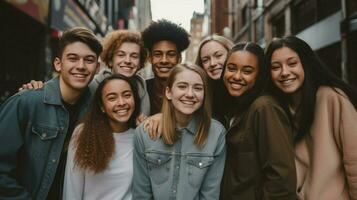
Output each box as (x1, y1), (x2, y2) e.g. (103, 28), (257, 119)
(145, 152), (172, 185)
(186, 156), (214, 187)
(32, 124), (60, 140)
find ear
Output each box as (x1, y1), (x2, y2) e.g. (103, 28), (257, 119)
(95, 62), (100, 74)
(100, 106), (105, 113)
(165, 86), (172, 100)
(178, 54), (182, 63)
(53, 57), (62, 72)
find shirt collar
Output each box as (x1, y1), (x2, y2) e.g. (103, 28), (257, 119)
(177, 115), (199, 135)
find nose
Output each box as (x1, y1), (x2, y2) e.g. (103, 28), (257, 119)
(124, 55), (131, 63)
(232, 70), (242, 81)
(210, 57), (217, 67)
(186, 87), (194, 98)
(116, 97), (126, 106)
(281, 65), (290, 77)
(160, 54), (169, 63)
(77, 59), (85, 69)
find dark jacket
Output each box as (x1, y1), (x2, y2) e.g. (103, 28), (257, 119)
(220, 95), (297, 200)
(0, 77), (91, 200)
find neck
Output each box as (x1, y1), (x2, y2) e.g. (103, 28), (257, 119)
(175, 111), (192, 128)
(289, 90), (302, 113)
(59, 78), (84, 105)
(154, 77), (167, 90)
(110, 121), (129, 133)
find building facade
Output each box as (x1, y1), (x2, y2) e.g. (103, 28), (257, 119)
(223, 0), (357, 89)
(0, 0), (145, 103)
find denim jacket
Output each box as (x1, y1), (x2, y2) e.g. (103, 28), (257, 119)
(133, 117), (226, 200)
(0, 77), (91, 200)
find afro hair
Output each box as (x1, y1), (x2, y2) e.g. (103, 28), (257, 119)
(142, 19), (190, 53)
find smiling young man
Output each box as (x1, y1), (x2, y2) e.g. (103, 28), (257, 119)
(142, 19), (190, 115)
(0, 27), (102, 200)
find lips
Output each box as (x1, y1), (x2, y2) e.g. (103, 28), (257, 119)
(180, 100), (196, 105)
(71, 73), (88, 80)
(114, 108), (130, 116)
(279, 78), (296, 86)
(157, 66), (173, 73)
(229, 81), (245, 90)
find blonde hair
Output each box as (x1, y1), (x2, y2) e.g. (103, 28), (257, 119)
(161, 63), (212, 147)
(195, 34), (234, 67)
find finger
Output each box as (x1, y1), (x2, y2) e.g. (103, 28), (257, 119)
(38, 81), (44, 89)
(26, 83), (34, 89)
(30, 80), (39, 89)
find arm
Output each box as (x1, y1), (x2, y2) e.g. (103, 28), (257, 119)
(132, 125), (153, 200)
(255, 101), (297, 200)
(0, 94), (32, 199)
(199, 126), (226, 200)
(312, 88), (357, 198)
(63, 126), (85, 200)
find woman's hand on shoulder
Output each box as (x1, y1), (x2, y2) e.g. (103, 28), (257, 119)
(142, 113), (163, 140)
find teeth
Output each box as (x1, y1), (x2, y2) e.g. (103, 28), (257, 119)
(230, 82), (243, 90)
(280, 79), (295, 85)
(73, 74), (86, 78)
(115, 109), (128, 115)
(181, 100), (195, 105)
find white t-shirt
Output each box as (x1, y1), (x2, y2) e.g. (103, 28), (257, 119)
(63, 126), (134, 200)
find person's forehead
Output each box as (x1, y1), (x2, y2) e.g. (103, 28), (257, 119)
(152, 40), (178, 51)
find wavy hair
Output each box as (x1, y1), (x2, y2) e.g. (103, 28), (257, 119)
(100, 30), (147, 71)
(74, 74), (141, 173)
(161, 63), (212, 148)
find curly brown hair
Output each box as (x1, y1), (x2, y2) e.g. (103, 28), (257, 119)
(100, 30), (147, 70)
(74, 74), (141, 173)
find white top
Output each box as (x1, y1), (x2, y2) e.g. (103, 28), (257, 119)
(63, 125), (134, 200)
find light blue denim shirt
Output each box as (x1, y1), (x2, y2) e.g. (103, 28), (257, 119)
(133, 116), (226, 200)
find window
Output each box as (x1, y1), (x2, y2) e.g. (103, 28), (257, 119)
(272, 13), (285, 37)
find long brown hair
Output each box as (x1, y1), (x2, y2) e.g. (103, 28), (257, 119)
(74, 74), (140, 173)
(161, 63), (212, 148)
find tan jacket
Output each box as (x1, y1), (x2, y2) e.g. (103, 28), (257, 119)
(295, 86), (357, 200)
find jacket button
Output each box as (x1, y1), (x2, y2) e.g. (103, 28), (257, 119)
(52, 159), (56, 163)
(158, 159), (161, 164)
(42, 133), (47, 138)
(199, 162), (202, 167)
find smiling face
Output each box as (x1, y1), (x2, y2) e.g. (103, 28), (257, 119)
(165, 69), (204, 121)
(54, 41), (99, 93)
(150, 40), (181, 79)
(109, 42), (140, 77)
(101, 79), (135, 132)
(223, 51), (258, 97)
(200, 40), (228, 80)
(270, 47), (305, 94)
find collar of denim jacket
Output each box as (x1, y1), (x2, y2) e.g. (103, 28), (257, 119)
(176, 114), (199, 135)
(43, 76), (62, 105)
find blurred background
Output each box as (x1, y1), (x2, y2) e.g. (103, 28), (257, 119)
(0, 0), (356, 103)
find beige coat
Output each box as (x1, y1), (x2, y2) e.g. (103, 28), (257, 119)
(295, 86), (357, 200)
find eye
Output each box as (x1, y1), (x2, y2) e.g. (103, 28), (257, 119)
(123, 92), (132, 98)
(288, 62), (297, 67)
(242, 68), (254, 74)
(177, 84), (187, 89)
(117, 52), (126, 57)
(202, 58), (209, 64)
(215, 54), (223, 58)
(84, 57), (96, 64)
(167, 51), (178, 58)
(271, 64), (281, 71)
(131, 53), (139, 59)
(68, 56), (78, 62)
(194, 86), (203, 91)
(226, 65), (237, 72)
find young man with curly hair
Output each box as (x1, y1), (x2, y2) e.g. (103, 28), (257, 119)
(142, 19), (190, 115)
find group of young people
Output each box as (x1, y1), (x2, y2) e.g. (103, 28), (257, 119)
(0, 18), (356, 200)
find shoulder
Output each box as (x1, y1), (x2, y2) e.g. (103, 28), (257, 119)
(316, 86), (347, 102)
(134, 123), (150, 142)
(2, 89), (44, 107)
(210, 119), (226, 135)
(250, 95), (282, 111)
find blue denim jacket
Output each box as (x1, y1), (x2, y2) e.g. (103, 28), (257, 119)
(0, 77), (91, 200)
(133, 117), (226, 200)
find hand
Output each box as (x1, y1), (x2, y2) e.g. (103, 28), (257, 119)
(18, 80), (44, 91)
(136, 113), (148, 126)
(143, 113), (163, 140)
